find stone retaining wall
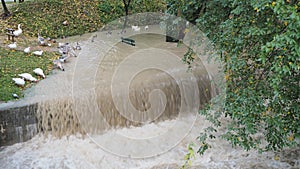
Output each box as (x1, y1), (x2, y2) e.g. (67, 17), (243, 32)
(0, 104), (38, 147)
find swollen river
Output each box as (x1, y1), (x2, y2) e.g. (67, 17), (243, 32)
(0, 20), (299, 168)
(1, 115), (298, 169)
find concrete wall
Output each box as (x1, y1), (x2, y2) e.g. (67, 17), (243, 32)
(0, 104), (38, 147)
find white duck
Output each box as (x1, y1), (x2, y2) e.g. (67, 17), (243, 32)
(19, 73), (37, 82)
(32, 50), (43, 56)
(24, 47), (30, 53)
(12, 93), (19, 98)
(12, 78), (25, 86)
(8, 42), (17, 49)
(13, 24), (22, 37)
(33, 68), (45, 78)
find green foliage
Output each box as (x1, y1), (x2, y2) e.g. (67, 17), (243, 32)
(0, 48), (58, 102)
(169, 0), (300, 155)
(181, 143), (196, 169)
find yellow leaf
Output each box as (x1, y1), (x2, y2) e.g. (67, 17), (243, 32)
(288, 135), (294, 141)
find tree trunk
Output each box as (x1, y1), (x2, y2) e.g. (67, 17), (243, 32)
(1, 0), (11, 18)
(121, 0), (131, 33)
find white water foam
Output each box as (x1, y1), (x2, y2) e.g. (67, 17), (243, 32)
(0, 115), (296, 169)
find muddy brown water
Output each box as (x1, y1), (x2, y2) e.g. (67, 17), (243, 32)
(0, 26), (299, 168)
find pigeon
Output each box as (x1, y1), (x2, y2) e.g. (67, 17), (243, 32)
(53, 60), (65, 71)
(59, 55), (70, 63)
(75, 42), (81, 50)
(38, 32), (45, 46)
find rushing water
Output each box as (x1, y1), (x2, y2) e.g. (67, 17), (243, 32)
(0, 115), (299, 169)
(1, 25), (299, 168)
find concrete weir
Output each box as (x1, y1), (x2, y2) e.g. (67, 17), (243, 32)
(0, 104), (38, 146)
(0, 27), (220, 147)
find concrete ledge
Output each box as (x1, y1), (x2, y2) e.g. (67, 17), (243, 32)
(0, 104), (38, 147)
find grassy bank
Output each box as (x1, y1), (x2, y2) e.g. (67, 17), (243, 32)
(0, 0), (165, 102)
(0, 48), (58, 101)
(1, 0), (166, 38)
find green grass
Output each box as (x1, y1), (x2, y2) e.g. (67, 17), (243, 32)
(0, 48), (58, 102)
(1, 0), (166, 39)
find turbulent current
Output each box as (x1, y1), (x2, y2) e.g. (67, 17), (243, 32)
(0, 22), (299, 169)
(0, 115), (299, 169)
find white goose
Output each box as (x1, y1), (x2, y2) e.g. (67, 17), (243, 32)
(18, 73), (37, 82)
(33, 68), (45, 78)
(13, 24), (22, 37)
(8, 42), (17, 49)
(32, 50), (43, 56)
(12, 78), (25, 86)
(24, 47), (30, 53)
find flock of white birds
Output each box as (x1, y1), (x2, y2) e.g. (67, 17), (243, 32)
(8, 24), (148, 98)
(7, 24), (45, 88)
(7, 24), (81, 98)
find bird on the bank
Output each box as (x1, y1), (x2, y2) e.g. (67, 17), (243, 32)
(18, 73), (37, 82)
(12, 78), (25, 86)
(75, 42), (81, 50)
(33, 68), (45, 78)
(58, 42), (68, 48)
(132, 25), (140, 32)
(144, 25), (149, 31)
(132, 25), (138, 30)
(13, 24), (22, 37)
(32, 50), (43, 56)
(38, 32), (45, 46)
(53, 60), (65, 71)
(91, 34), (97, 42)
(24, 47), (30, 54)
(8, 42), (17, 49)
(12, 93), (19, 99)
(59, 55), (70, 63)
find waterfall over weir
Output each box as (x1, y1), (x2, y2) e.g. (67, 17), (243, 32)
(1, 22), (299, 168)
(36, 33), (217, 138)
